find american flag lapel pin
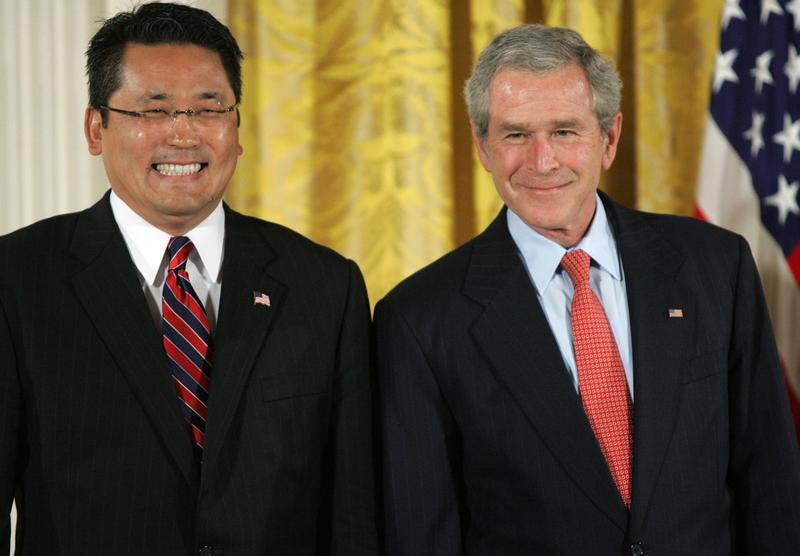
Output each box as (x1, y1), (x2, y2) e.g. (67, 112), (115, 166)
(668, 308), (684, 318)
(253, 291), (271, 307)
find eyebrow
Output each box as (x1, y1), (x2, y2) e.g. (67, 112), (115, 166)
(139, 91), (225, 102)
(497, 118), (584, 132)
(198, 91), (224, 102)
(141, 92), (169, 102)
(551, 119), (582, 130)
(498, 122), (532, 133)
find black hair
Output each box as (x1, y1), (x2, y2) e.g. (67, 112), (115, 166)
(86, 2), (243, 123)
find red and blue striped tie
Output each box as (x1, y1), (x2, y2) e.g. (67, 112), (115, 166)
(162, 236), (212, 455)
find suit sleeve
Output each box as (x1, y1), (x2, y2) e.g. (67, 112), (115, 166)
(375, 299), (465, 556)
(326, 260), (379, 555)
(727, 236), (800, 551)
(0, 292), (22, 556)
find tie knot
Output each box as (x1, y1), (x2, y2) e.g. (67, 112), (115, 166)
(166, 236), (194, 272)
(561, 248), (591, 288)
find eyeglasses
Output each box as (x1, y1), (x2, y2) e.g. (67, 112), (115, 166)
(100, 104), (238, 124)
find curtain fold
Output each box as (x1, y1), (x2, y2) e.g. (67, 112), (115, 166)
(228, 0), (723, 303)
(229, 0), (456, 301)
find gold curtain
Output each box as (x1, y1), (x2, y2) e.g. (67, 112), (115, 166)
(227, 0), (723, 304)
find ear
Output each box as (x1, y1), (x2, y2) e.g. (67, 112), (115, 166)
(470, 122), (492, 172)
(84, 106), (104, 156)
(601, 112), (623, 170)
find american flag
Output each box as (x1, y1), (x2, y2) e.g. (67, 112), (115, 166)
(253, 291), (271, 307)
(696, 0), (800, 441)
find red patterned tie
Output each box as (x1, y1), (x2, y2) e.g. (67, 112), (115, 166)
(561, 249), (633, 507)
(162, 236), (212, 455)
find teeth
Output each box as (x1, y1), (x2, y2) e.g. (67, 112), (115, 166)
(155, 163), (202, 176)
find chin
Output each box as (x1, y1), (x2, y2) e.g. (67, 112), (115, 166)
(520, 210), (564, 228)
(156, 198), (208, 216)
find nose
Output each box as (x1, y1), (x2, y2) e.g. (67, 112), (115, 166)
(524, 136), (559, 174)
(167, 113), (200, 147)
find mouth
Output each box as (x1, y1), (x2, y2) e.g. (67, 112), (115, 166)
(152, 163), (207, 176)
(516, 181), (568, 191)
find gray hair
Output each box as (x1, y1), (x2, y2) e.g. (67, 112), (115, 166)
(464, 24), (622, 139)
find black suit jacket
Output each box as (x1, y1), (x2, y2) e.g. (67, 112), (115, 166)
(375, 193), (800, 555)
(0, 193), (378, 555)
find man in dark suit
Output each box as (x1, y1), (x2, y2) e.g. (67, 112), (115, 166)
(0, 3), (377, 554)
(376, 24), (800, 554)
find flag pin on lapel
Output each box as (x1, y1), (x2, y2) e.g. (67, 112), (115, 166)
(253, 291), (271, 307)
(668, 308), (683, 318)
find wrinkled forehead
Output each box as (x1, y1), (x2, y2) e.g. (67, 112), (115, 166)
(487, 65), (594, 110)
(489, 63), (592, 99)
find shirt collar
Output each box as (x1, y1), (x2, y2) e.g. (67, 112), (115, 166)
(506, 193), (621, 294)
(109, 190), (225, 286)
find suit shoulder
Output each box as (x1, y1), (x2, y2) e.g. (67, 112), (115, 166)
(0, 210), (82, 259)
(225, 211), (366, 304)
(378, 238), (474, 313)
(0, 209), (83, 242)
(635, 210), (743, 251)
(616, 207), (751, 286)
(229, 210), (353, 269)
(604, 193), (743, 251)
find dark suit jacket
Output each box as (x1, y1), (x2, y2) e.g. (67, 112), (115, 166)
(0, 193), (377, 555)
(375, 193), (800, 555)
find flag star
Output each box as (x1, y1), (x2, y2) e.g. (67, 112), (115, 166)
(713, 49), (739, 92)
(773, 113), (800, 163)
(760, 0), (784, 24)
(722, 0), (747, 29)
(787, 0), (800, 31)
(750, 50), (774, 94)
(764, 175), (800, 225)
(743, 111), (766, 157)
(786, 45), (800, 93)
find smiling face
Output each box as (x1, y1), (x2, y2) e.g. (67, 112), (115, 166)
(85, 43), (243, 235)
(472, 64), (622, 248)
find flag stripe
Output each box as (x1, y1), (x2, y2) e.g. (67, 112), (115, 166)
(789, 245), (800, 283)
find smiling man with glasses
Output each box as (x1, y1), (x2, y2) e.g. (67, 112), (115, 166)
(0, 3), (377, 555)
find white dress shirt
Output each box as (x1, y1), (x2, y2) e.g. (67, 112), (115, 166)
(109, 190), (224, 330)
(507, 195), (634, 398)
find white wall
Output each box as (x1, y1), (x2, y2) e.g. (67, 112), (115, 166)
(3, 1), (227, 550)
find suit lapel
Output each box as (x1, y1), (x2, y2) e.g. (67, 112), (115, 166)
(68, 193), (198, 489)
(200, 208), (286, 480)
(465, 212), (629, 531)
(604, 197), (695, 532)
